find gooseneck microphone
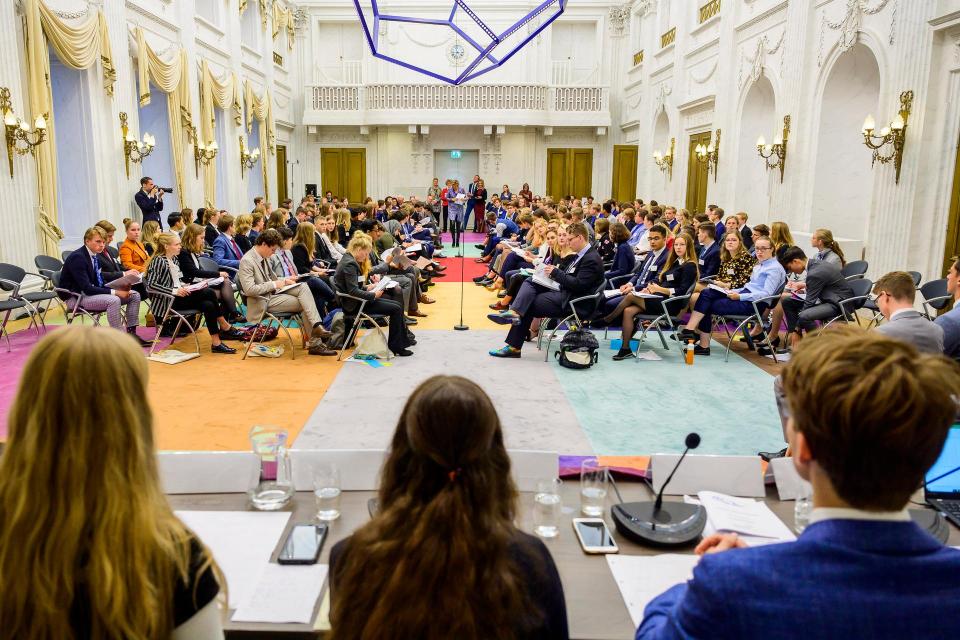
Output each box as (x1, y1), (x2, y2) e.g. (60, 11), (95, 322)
(610, 432), (707, 547)
(653, 432), (701, 513)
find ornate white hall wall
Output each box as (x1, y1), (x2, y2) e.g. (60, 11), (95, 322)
(2, 0), (960, 284)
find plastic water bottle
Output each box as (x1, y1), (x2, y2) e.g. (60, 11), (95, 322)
(685, 340), (695, 365)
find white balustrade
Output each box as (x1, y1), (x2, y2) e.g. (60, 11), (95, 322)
(307, 84), (607, 113)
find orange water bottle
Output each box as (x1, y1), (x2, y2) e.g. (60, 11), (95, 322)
(685, 340), (695, 365)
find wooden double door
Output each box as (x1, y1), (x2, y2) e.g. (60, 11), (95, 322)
(321, 147), (367, 203)
(546, 148), (593, 199)
(685, 132), (711, 215)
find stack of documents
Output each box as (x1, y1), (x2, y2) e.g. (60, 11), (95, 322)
(690, 491), (796, 546)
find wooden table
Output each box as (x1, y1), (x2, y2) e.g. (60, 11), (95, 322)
(169, 482), (960, 639)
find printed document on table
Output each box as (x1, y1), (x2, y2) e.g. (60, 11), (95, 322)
(232, 563), (328, 624)
(175, 510), (291, 608)
(695, 491), (796, 542)
(606, 554), (700, 627)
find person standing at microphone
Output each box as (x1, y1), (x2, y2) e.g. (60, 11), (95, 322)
(135, 176), (165, 230)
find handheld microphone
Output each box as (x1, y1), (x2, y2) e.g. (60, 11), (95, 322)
(610, 432), (707, 547)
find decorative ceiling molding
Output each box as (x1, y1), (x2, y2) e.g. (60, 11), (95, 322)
(818, 0), (898, 67)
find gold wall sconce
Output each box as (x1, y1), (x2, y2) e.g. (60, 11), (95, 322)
(119, 111), (155, 179)
(2, 87), (47, 179)
(861, 90), (912, 185)
(239, 135), (260, 176)
(192, 126), (218, 177)
(695, 129), (720, 182)
(757, 115), (790, 183)
(653, 137), (675, 180)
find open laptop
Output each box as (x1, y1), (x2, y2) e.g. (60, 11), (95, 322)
(925, 424), (960, 528)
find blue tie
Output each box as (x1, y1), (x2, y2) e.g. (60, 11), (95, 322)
(92, 254), (103, 286)
(817, 251), (824, 261)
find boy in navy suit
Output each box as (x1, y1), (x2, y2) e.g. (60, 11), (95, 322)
(636, 326), (960, 640)
(696, 222), (720, 278)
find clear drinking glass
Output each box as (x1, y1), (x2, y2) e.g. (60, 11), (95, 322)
(533, 477), (563, 538)
(248, 426), (294, 511)
(313, 463), (342, 521)
(794, 481), (813, 533)
(580, 458), (609, 517)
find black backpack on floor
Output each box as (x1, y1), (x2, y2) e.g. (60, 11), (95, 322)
(555, 329), (599, 369)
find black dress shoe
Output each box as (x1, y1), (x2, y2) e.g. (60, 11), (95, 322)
(393, 348), (414, 357)
(212, 343), (237, 354)
(693, 345), (711, 356)
(757, 337), (782, 356)
(612, 350), (635, 361)
(472, 275), (488, 284)
(404, 317), (418, 325)
(221, 328), (246, 340)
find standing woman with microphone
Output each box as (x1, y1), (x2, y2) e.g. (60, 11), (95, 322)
(446, 180), (467, 249)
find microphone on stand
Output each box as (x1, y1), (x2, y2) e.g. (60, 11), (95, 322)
(454, 218), (468, 331)
(610, 432), (707, 547)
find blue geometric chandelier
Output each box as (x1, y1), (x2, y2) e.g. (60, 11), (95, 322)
(353, 0), (568, 85)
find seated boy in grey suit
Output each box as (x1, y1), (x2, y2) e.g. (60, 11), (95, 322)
(873, 271), (944, 354)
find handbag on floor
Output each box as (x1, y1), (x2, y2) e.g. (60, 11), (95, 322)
(354, 326), (391, 359)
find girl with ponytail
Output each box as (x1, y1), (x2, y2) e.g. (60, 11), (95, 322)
(812, 228), (846, 267)
(329, 375), (568, 640)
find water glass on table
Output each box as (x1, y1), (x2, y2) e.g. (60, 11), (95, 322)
(313, 463), (342, 522)
(580, 458), (609, 517)
(533, 477), (563, 538)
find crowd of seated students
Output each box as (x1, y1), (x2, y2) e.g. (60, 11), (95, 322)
(46, 191), (459, 357)
(5, 325), (958, 639)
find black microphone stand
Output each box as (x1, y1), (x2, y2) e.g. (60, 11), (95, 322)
(454, 219), (468, 331)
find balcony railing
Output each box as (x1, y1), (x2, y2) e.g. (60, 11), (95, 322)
(307, 84), (608, 113)
(699, 0), (721, 24)
(633, 50), (644, 66)
(661, 27), (676, 48)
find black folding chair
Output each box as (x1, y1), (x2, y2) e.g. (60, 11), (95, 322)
(841, 260), (868, 281)
(627, 283), (697, 354)
(0, 263), (61, 335)
(919, 278), (951, 320)
(538, 282), (607, 362)
(862, 271), (921, 327)
(714, 282), (787, 363)
(50, 271), (106, 326)
(334, 291), (391, 362)
(0, 297), (27, 352)
(145, 286), (201, 356)
(240, 292), (307, 360)
(34, 254), (63, 283)
(198, 256), (242, 311)
(822, 278), (874, 330)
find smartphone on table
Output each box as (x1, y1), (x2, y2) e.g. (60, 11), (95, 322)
(277, 523), (329, 565)
(572, 518), (619, 554)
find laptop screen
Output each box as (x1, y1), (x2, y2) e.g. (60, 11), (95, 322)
(926, 425), (960, 498)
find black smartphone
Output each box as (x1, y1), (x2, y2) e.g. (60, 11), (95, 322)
(277, 524), (328, 565)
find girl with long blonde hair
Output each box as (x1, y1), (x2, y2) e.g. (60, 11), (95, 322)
(141, 219), (161, 255)
(0, 326), (225, 638)
(812, 228), (846, 266)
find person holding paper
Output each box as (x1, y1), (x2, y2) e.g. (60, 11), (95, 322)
(600, 225), (669, 320)
(329, 375), (567, 638)
(605, 233), (699, 361)
(333, 233), (414, 357)
(145, 233), (243, 354)
(676, 237), (785, 356)
(178, 223), (244, 323)
(273, 226), (336, 318)
(237, 229), (333, 354)
(0, 325), (225, 638)
(636, 326), (960, 640)
(59, 227), (150, 345)
(489, 223), (604, 357)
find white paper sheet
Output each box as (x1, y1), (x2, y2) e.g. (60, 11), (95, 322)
(606, 554), (700, 627)
(232, 563), (329, 624)
(175, 510), (291, 608)
(694, 491), (796, 542)
(603, 289), (622, 299)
